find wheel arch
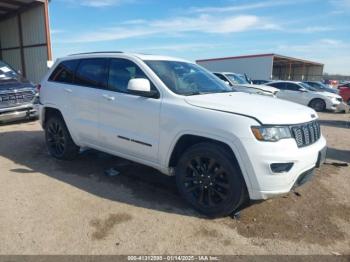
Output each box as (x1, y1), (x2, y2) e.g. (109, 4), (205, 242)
(41, 105), (80, 145)
(167, 133), (253, 195)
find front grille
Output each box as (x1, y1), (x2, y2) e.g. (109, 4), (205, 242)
(0, 90), (35, 108)
(291, 120), (321, 147)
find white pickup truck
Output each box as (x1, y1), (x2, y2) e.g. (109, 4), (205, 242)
(39, 52), (327, 217)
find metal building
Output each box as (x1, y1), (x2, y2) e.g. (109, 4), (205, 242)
(196, 53), (324, 81)
(0, 0), (51, 83)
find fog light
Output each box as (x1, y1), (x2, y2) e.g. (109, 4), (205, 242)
(270, 163), (294, 173)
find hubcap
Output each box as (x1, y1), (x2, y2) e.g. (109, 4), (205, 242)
(47, 121), (65, 156)
(183, 156), (229, 207)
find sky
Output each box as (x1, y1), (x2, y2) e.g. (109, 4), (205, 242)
(49, 0), (350, 74)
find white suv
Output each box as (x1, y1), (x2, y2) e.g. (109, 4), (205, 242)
(39, 52), (327, 217)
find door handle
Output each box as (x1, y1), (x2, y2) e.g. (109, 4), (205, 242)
(102, 94), (115, 101)
(64, 88), (72, 93)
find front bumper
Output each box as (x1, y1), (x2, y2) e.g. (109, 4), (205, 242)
(326, 100), (348, 112)
(237, 135), (327, 200)
(0, 103), (38, 123)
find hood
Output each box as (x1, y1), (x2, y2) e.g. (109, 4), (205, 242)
(185, 92), (317, 125)
(0, 76), (34, 92)
(239, 84), (279, 94)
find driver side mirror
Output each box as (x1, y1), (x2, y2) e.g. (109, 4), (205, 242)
(127, 78), (158, 98)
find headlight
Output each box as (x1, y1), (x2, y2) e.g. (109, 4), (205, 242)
(251, 126), (292, 142)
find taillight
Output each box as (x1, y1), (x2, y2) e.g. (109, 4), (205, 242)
(36, 84), (41, 93)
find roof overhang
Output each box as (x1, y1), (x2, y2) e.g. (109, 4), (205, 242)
(196, 53), (323, 67)
(0, 0), (45, 21)
(273, 54), (324, 67)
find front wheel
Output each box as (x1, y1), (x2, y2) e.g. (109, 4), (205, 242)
(45, 116), (80, 160)
(175, 142), (247, 218)
(309, 99), (326, 112)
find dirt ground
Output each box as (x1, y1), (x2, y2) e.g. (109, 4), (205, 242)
(0, 112), (349, 255)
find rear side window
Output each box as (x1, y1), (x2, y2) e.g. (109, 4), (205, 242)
(285, 83), (300, 91)
(49, 60), (79, 84)
(75, 59), (108, 89)
(268, 82), (285, 90)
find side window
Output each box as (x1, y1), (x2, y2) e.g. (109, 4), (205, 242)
(49, 60), (79, 84)
(285, 83), (300, 91)
(269, 82), (285, 90)
(108, 58), (158, 95)
(214, 74), (229, 82)
(75, 59), (108, 89)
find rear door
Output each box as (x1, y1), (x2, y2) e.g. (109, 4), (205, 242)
(98, 58), (161, 163)
(46, 59), (80, 134)
(69, 58), (108, 146)
(268, 82), (289, 100)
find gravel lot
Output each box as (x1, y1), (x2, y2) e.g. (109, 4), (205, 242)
(0, 112), (349, 255)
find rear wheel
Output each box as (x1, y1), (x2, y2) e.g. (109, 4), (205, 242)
(175, 142), (247, 218)
(309, 99), (326, 112)
(45, 116), (80, 160)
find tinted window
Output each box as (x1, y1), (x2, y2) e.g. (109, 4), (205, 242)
(214, 73), (229, 82)
(75, 59), (108, 88)
(268, 82), (286, 90)
(49, 60), (79, 84)
(108, 58), (158, 95)
(285, 83), (301, 91)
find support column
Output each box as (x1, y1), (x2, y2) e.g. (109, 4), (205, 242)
(17, 14), (26, 77)
(43, 0), (52, 60)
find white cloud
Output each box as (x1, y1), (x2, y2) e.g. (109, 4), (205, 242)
(330, 0), (350, 8)
(189, 0), (294, 13)
(59, 14), (279, 43)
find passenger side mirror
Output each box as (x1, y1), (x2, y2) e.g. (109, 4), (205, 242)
(127, 78), (158, 98)
(299, 87), (308, 92)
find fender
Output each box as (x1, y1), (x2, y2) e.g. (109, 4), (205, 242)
(164, 130), (254, 195)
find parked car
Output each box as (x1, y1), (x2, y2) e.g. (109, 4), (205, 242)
(338, 82), (350, 105)
(266, 81), (345, 112)
(39, 52), (327, 217)
(0, 60), (38, 123)
(214, 72), (278, 97)
(304, 81), (339, 94)
(252, 80), (270, 85)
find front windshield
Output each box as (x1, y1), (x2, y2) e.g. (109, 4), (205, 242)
(226, 74), (249, 85)
(145, 60), (232, 96)
(0, 61), (18, 79)
(300, 82), (318, 91)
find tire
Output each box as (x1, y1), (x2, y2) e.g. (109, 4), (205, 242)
(175, 142), (248, 218)
(45, 115), (80, 160)
(309, 99), (326, 112)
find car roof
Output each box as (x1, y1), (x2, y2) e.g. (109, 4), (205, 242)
(59, 51), (192, 63)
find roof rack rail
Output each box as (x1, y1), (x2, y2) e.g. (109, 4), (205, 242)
(69, 51), (124, 56)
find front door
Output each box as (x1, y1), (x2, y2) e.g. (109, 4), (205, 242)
(98, 58), (161, 163)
